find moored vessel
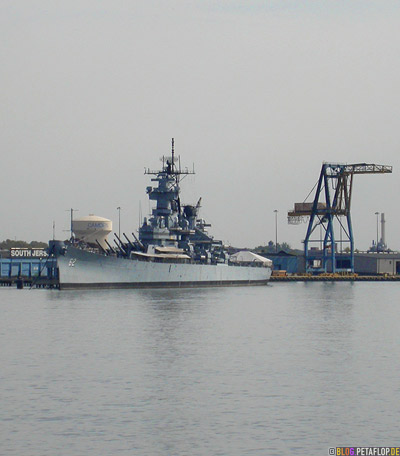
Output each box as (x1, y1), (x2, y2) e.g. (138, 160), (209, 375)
(50, 140), (272, 289)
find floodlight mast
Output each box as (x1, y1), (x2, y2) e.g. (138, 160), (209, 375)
(288, 162), (392, 274)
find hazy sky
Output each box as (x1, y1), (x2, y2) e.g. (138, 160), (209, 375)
(1, 0), (399, 250)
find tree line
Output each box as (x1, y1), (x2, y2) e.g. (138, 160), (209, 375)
(0, 239), (48, 250)
(254, 241), (295, 254)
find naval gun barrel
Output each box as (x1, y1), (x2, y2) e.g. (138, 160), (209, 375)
(104, 238), (116, 254)
(123, 233), (136, 249)
(131, 232), (146, 252)
(114, 234), (129, 256)
(114, 233), (129, 253)
(95, 240), (107, 254)
(113, 239), (127, 256)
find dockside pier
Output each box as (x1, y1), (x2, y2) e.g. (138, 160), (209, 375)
(0, 256), (59, 288)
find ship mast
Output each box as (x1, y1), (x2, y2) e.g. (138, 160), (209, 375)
(144, 138), (194, 178)
(171, 138), (175, 174)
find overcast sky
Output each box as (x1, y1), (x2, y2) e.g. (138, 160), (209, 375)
(1, 0), (399, 250)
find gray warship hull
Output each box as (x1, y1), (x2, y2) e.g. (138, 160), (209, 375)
(56, 245), (272, 289)
(52, 140), (272, 289)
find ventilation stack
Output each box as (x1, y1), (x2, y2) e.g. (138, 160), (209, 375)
(380, 213), (386, 250)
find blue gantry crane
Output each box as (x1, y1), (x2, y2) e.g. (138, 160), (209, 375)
(288, 163), (392, 274)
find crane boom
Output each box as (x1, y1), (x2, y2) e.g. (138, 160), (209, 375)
(325, 163), (392, 175)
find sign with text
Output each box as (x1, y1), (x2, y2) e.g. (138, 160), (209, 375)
(10, 248), (48, 258)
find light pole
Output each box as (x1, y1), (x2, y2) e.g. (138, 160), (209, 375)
(274, 209), (278, 253)
(375, 211), (379, 253)
(117, 207), (121, 241)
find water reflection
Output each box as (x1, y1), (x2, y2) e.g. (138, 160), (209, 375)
(2, 284), (400, 455)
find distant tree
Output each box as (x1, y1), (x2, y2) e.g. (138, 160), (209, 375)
(0, 239), (48, 250)
(29, 241), (48, 248)
(255, 241), (292, 254)
(280, 242), (291, 252)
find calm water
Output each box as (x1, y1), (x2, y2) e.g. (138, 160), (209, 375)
(1, 282), (399, 455)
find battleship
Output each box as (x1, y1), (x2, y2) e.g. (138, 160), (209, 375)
(50, 140), (272, 289)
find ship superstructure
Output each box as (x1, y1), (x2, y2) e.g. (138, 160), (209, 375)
(138, 139), (225, 263)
